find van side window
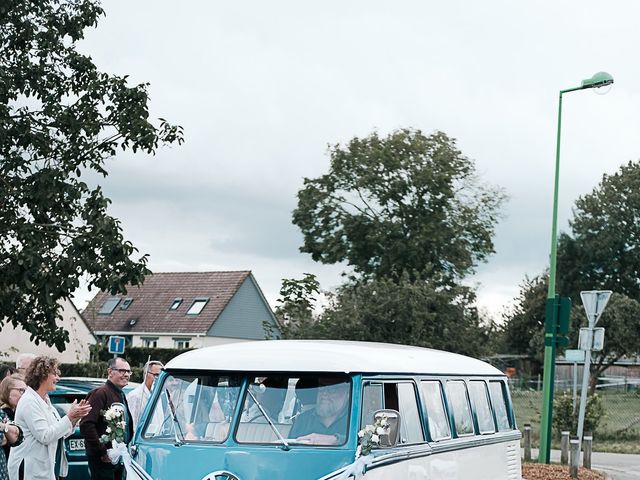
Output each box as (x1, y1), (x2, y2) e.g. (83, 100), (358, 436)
(420, 381), (451, 441)
(446, 380), (474, 436)
(361, 381), (424, 444)
(489, 381), (512, 431)
(468, 381), (495, 434)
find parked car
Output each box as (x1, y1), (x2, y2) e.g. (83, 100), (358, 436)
(50, 377), (139, 480)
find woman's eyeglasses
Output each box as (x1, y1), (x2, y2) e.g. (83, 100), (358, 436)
(11, 388), (26, 394)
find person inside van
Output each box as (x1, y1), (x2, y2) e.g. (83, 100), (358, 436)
(289, 377), (349, 445)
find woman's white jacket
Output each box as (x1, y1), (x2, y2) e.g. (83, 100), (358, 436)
(7, 386), (74, 480)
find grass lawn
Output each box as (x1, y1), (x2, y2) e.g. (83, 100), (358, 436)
(511, 390), (640, 454)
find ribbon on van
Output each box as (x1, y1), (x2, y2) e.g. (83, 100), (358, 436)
(329, 454), (373, 479)
(106, 441), (154, 480)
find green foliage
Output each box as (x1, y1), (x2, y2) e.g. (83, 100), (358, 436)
(90, 344), (190, 368)
(273, 273), (320, 339)
(558, 161), (640, 300)
(292, 129), (506, 284)
(284, 274), (495, 357)
(0, 0), (183, 350)
(497, 275), (548, 367)
(552, 393), (605, 437)
(571, 294), (640, 392)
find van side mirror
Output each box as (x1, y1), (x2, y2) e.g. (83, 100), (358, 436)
(373, 409), (401, 447)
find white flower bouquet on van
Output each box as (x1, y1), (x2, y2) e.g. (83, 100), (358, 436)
(356, 413), (390, 458)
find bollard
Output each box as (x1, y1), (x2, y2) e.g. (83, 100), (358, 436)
(523, 424), (531, 462)
(560, 431), (570, 465)
(570, 437), (580, 479)
(583, 434), (593, 469)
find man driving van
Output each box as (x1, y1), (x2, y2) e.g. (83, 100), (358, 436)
(289, 377), (349, 445)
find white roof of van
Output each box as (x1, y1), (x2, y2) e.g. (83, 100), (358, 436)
(165, 340), (503, 376)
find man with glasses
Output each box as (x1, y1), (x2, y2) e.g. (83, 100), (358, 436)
(126, 360), (163, 433)
(289, 377), (350, 446)
(80, 357), (134, 480)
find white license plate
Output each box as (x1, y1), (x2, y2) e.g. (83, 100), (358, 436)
(68, 439), (85, 451)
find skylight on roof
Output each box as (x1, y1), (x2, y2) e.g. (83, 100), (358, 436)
(120, 298), (133, 310)
(98, 298), (120, 315)
(186, 298), (209, 315)
(169, 298), (183, 311)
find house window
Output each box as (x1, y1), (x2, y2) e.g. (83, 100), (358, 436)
(169, 298), (183, 311)
(186, 298), (209, 315)
(98, 298), (120, 315)
(141, 337), (158, 348)
(173, 338), (191, 349)
(120, 298), (133, 310)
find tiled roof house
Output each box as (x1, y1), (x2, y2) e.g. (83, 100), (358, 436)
(83, 271), (280, 349)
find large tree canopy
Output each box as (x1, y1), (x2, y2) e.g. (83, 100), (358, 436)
(280, 274), (494, 357)
(558, 160), (640, 300)
(0, 0), (183, 350)
(292, 129), (506, 283)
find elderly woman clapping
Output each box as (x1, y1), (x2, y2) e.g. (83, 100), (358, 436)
(7, 356), (91, 480)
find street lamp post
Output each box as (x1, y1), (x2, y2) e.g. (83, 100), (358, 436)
(538, 72), (613, 464)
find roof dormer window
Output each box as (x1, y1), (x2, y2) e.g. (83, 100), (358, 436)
(186, 298), (209, 315)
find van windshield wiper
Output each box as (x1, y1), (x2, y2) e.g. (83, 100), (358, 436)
(165, 389), (185, 446)
(247, 386), (290, 451)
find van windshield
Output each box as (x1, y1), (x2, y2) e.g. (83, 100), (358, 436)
(236, 375), (351, 446)
(142, 373), (242, 443)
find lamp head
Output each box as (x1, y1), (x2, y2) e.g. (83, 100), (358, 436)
(581, 71), (614, 89)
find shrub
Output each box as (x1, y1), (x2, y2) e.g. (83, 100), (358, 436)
(553, 392), (604, 437)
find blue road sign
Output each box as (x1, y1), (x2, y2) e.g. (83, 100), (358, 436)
(108, 335), (126, 355)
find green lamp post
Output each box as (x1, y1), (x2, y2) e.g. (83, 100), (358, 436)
(538, 71), (614, 464)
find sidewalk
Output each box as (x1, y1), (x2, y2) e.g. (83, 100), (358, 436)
(524, 449), (640, 480)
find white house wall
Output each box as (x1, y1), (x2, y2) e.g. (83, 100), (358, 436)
(129, 334), (251, 349)
(0, 298), (96, 364)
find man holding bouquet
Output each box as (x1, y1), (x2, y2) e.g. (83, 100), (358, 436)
(80, 357), (134, 480)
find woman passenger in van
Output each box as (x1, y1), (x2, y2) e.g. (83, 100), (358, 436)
(289, 378), (349, 445)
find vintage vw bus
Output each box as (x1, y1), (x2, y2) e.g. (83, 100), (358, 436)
(129, 340), (522, 480)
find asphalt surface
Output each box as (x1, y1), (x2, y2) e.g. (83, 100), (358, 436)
(524, 449), (640, 480)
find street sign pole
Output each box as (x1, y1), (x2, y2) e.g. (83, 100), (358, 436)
(576, 290), (611, 441)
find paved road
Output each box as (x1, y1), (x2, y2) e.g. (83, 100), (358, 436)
(524, 449), (640, 480)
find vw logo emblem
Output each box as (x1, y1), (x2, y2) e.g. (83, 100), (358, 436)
(200, 471), (241, 480)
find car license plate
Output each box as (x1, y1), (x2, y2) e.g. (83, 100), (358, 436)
(68, 439), (85, 451)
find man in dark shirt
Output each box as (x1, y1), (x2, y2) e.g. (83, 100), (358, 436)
(80, 357), (134, 480)
(289, 378), (350, 445)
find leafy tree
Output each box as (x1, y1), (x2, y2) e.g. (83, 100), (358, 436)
(498, 275), (548, 367)
(272, 273), (320, 339)
(0, 0), (183, 350)
(286, 274), (494, 358)
(558, 160), (640, 300)
(570, 293), (640, 393)
(292, 129), (506, 284)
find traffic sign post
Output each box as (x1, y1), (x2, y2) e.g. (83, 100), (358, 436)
(565, 349), (585, 412)
(108, 335), (126, 357)
(576, 290), (611, 442)
(539, 295), (572, 463)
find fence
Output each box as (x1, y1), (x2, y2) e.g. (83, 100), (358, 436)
(510, 378), (640, 447)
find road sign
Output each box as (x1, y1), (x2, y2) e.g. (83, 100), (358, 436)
(565, 349), (585, 362)
(580, 290), (612, 326)
(592, 328), (605, 351)
(108, 335), (126, 355)
(577, 290), (612, 442)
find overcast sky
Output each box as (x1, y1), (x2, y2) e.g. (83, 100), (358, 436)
(73, 1), (640, 319)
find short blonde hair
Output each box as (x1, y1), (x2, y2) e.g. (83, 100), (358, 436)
(0, 373), (25, 408)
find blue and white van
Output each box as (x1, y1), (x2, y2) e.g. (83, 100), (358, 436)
(129, 340), (522, 480)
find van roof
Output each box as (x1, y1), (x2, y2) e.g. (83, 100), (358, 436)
(165, 340), (503, 376)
